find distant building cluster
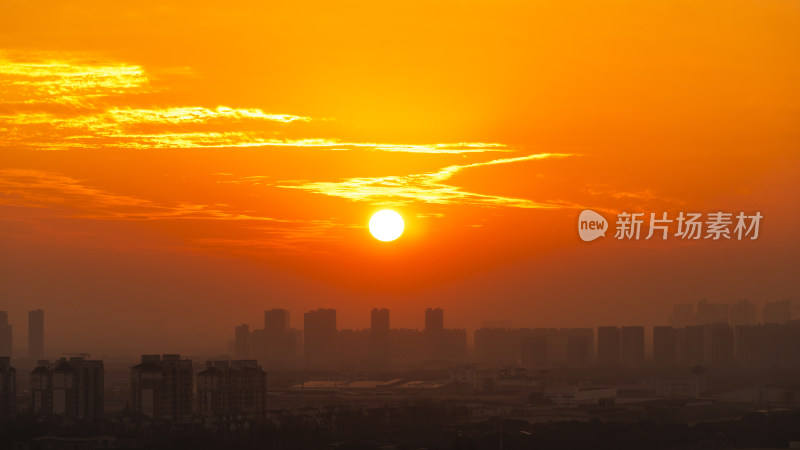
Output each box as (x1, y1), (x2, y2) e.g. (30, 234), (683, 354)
(129, 354), (267, 421)
(227, 301), (800, 369)
(0, 299), (797, 423)
(0, 309), (267, 422)
(31, 357), (104, 420)
(197, 360), (267, 418)
(0, 309), (44, 360)
(670, 298), (796, 328)
(0, 357), (15, 420)
(0, 354), (267, 423)
(233, 307), (468, 364)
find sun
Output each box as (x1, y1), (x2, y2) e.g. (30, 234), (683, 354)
(369, 210), (404, 242)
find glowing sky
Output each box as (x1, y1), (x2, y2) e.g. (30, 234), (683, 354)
(0, 0), (798, 355)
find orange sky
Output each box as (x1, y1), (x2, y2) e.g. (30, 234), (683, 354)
(1, 0), (798, 355)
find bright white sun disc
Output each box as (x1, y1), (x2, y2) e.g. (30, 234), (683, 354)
(369, 210), (404, 242)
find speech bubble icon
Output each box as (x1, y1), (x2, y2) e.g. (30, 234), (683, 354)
(578, 210), (608, 242)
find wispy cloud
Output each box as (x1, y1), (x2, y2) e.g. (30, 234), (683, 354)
(0, 168), (308, 222)
(355, 142), (508, 154)
(278, 153), (578, 208)
(584, 186), (686, 212)
(0, 109), (313, 150)
(107, 107), (310, 124)
(0, 51), (149, 107)
(0, 50), (508, 153)
(0, 168), (348, 253)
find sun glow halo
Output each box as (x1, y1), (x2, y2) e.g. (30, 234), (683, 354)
(369, 210), (404, 242)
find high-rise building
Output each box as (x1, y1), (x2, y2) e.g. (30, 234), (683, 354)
(0, 357), (15, 420)
(423, 308), (457, 359)
(388, 328), (425, 360)
(565, 328), (594, 365)
(369, 308), (390, 360)
(264, 309), (290, 332)
(442, 328), (468, 359)
(0, 312), (11, 356)
(254, 309), (297, 363)
(303, 309), (337, 361)
(730, 300), (758, 327)
(475, 328), (519, 363)
(670, 303), (694, 328)
(424, 308), (444, 332)
(680, 325), (705, 365)
(621, 326), (645, 367)
(707, 323), (734, 366)
(695, 299), (728, 325)
(28, 309), (44, 358)
(653, 326), (677, 366)
(234, 324), (250, 359)
(734, 323), (800, 368)
(197, 360), (267, 418)
(371, 308), (390, 332)
(566, 335), (591, 367)
(520, 335), (548, 368)
(338, 329), (370, 362)
(31, 357), (103, 420)
(597, 326), (621, 366)
(130, 354), (192, 421)
(764, 299), (792, 325)
(736, 324), (776, 368)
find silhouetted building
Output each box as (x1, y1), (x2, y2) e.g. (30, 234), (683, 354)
(730, 299), (758, 327)
(30, 364), (51, 415)
(621, 326), (645, 367)
(371, 308), (390, 331)
(421, 308), (466, 360)
(653, 326), (677, 366)
(670, 303), (694, 328)
(197, 360), (266, 418)
(369, 308), (390, 360)
(737, 324), (773, 368)
(442, 328), (468, 359)
(736, 323), (800, 368)
(388, 328), (425, 360)
(28, 309), (44, 359)
(338, 329), (370, 362)
(0, 312), (11, 357)
(680, 325), (705, 365)
(0, 357), (15, 420)
(304, 309), (337, 362)
(564, 328), (594, 365)
(264, 308), (290, 332)
(520, 335), (548, 368)
(474, 328), (518, 363)
(254, 309), (297, 364)
(130, 354), (192, 421)
(234, 324), (250, 359)
(597, 326), (621, 366)
(31, 357), (103, 420)
(695, 299), (728, 325)
(706, 323), (734, 366)
(424, 308), (444, 332)
(764, 299), (791, 324)
(566, 335), (591, 367)
(423, 308), (444, 359)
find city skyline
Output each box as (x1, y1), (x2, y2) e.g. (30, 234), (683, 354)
(1, 298), (797, 360)
(0, 303), (798, 449)
(1, 0), (799, 359)
(2, 0), (799, 447)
